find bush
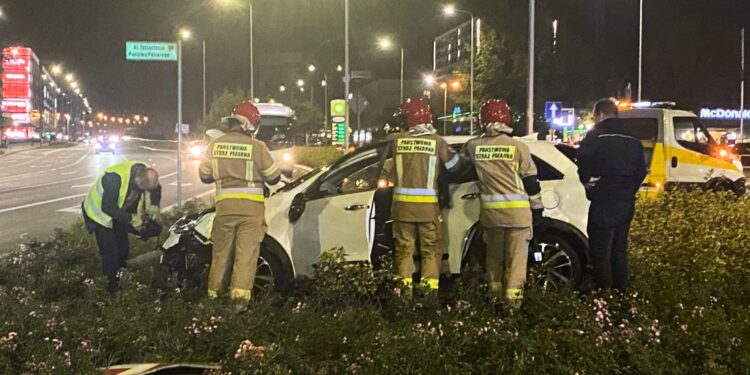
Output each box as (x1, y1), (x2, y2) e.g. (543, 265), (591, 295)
(0, 191), (748, 373)
(290, 146), (342, 169)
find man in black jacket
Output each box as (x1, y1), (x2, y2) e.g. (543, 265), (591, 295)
(577, 99), (647, 292)
(82, 161), (161, 293)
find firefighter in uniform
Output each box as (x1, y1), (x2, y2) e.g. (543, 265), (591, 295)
(199, 101), (281, 303)
(387, 98), (461, 294)
(462, 99), (542, 307)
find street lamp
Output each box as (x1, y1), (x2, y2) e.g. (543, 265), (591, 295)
(176, 27), (192, 210)
(279, 84), (286, 92)
(377, 36), (405, 104)
(443, 4), (475, 135)
(307, 64), (316, 72)
(50, 65), (62, 76)
(65, 73), (74, 82)
(296, 79), (304, 87)
(422, 73), (436, 88)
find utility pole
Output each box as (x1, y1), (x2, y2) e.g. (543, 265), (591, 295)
(202, 39), (207, 121)
(638, 0), (644, 102)
(741, 27), (746, 139)
(400, 47), (404, 103)
(249, 1), (254, 99)
(469, 15), (475, 135)
(177, 39), (184, 210)
(526, 0), (535, 135)
(344, 0), (350, 151)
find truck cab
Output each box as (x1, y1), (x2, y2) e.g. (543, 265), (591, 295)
(619, 102), (745, 196)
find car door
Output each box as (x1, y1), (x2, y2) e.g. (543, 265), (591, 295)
(290, 145), (387, 275)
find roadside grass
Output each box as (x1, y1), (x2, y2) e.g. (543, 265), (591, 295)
(0, 191), (748, 373)
(289, 146), (343, 169)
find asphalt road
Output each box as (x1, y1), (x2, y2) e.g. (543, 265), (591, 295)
(0, 142), (215, 252)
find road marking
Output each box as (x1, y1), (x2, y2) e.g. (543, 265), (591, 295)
(161, 189), (215, 211)
(0, 174), (96, 194)
(71, 183), (93, 189)
(0, 193), (87, 214)
(60, 170), (78, 175)
(168, 182), (192, 186)
(57, 205), (82, 214)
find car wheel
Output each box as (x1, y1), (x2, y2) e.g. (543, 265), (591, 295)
(251, 242), (293, 299)
(527, 232), (582, 290)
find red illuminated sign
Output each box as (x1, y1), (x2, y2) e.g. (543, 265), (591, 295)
(2, 84), (31, 99)
(2, 71), (30, 83)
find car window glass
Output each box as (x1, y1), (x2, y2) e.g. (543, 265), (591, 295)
(532, 155), (564, 181)
(674, 117), (711, 145)
(312, 146), (384, 197)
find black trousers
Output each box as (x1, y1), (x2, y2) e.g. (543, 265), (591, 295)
(94, 221), (130, 293)
(587, 199), (635, 293)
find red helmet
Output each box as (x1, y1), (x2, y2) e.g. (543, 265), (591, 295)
(399, 98), (432, 127)
(479, 99), (512, 127)
(225, 101), (261, 131)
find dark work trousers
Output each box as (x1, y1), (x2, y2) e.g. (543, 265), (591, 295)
(587, 199), (635, 293)
(94, 221), (131, 293)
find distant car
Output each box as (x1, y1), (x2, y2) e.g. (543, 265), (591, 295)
(95, 135), (119, 154)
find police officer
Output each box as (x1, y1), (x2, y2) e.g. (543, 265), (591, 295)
(387, 98), (461, 295)
(577, 98), (646, 292)
(82, 161), (162, 293)
(462, 99), (542, 308)
(199, 101), (281, 304)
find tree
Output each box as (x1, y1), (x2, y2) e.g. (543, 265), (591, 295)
(451, 28), (528, 113)
(199, 88), (251, 133)
(292, 102), (325, 137)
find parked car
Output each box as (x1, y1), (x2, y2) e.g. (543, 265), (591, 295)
(159, 136), (591, 296)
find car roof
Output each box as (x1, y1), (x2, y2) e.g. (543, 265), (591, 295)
(620, 108), (697, 119)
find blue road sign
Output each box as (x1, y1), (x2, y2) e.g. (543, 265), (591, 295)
(545, 101), (562, 120)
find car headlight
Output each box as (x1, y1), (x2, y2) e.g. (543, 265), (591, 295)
(189, 145), (203, 157)
(95, 142), (102, 149)
(733, 159), (743, 171)
(282, 152), (293, 162)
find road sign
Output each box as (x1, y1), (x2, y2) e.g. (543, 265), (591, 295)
(175, 123), (189, 135)
(126, 41), (177, 61)
(331, 99), (346, 117)
(545, 101), (562, 120)
(553, 108), (576, 127)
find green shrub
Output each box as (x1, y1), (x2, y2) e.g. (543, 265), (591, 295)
(290, 146), (342, 169)
(0, 190), (748, 373)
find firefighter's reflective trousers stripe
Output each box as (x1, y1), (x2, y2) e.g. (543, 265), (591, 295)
(393, 187), (439, 204)
(483, 227), (531, 302)
(393, 219), (444, 291)
(215, 187), (265, 203)
(480, 193), (531, 209)
(208, 213), (264, 301)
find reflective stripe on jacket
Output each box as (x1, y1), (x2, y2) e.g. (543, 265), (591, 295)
(463, 134), (539, 228)
(386, 131), (457, 222)
(199, 130), (281, 215)
(83, 160), (145, 228)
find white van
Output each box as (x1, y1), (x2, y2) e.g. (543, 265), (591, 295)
(619, 102), (745, 196)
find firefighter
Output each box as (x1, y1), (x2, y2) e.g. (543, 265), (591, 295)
(199, 101), (281, 306)
(462, 99), (542, 308)
(387, 98), (461, 296)
(82, 161), (162, 293)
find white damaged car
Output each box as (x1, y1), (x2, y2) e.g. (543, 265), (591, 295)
(159, 136), (591, 295)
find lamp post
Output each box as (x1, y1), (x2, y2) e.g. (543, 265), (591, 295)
(177, 27), (192, 210)
(527, 0), (535, 135)
(344, 0), (350, 152)
(377, 36), (405, 104)
(444, 5), (475, 135)
(249, 1), (254, 99)
(637, 0), (643, 102)
(203, 39), (207, 121)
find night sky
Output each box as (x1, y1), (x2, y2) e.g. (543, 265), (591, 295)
(1, 0), (748, 131)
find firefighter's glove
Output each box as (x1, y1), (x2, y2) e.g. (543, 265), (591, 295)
(532, 208), (545, 229)
(147, 206), (162, 223)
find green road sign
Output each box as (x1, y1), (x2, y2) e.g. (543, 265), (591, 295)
(331, 99), (346, 117)
(126, 41), (177, 61)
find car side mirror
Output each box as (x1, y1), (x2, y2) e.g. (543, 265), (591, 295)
(288, 192), (306, 223)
